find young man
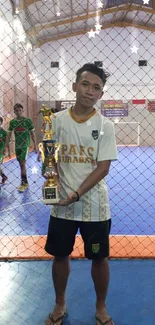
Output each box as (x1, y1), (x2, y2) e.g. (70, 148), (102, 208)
(44, 63), (117, 325)
(5, 103), (37, 192)
(0, 117), (10, 184)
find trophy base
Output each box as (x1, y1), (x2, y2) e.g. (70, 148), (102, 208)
(42, 185), (59, 204)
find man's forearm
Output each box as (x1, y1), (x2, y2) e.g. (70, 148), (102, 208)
(5, 133), (11, 150)
(7, 144), (11, 156)
(76, 166), (109, 198)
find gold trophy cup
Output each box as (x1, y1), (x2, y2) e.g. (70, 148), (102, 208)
(39, 104), (60, 204)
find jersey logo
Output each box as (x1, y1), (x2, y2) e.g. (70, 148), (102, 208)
(92, 243), (100, 253)
(14, 127), (26, 132)
(92, 130), (99, 140)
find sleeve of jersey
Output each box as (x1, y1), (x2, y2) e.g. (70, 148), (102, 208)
(28, 118), (35, 131)
(97, 120), (118, 162)
(8, 120), (14, 131)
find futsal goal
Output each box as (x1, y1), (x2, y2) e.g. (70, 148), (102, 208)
(114, 121), (140, 146)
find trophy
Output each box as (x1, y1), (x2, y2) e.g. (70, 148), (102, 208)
(38, 104), (61, 204)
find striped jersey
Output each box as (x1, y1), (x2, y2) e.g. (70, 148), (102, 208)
(8, 117), (34, 148)
(51, 107), (117, 222)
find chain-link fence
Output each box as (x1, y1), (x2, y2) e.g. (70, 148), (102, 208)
(0, 0), (155, 264)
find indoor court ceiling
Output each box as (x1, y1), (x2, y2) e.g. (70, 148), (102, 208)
(9, 0), (155, 47)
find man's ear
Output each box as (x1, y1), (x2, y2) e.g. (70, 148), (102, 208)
(99, 91), (104, 99)
(72, 82), (77, 92)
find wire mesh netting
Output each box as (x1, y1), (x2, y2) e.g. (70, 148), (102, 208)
(0, 0), (155, 266)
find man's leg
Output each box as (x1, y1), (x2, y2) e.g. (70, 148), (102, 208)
(18, 160), (29, 192)
(16, 147), (29, 185)
(80, 220), (113, 324)
(92, 258), (113, 324)
(45, 258), (70, 325)
(0, 159), (8, 184)
(19, 160), (28, 183)
(17, 160), (28, 192)
(45, 217), (78, 324)
(46, 256), (70, 324)
(0, 166), (8, 184)
(53, 256), (70, 307)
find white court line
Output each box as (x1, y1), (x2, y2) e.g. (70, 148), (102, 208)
(10, 234), (154, 238)
(111, 187), (133, 191)
(110, 234), (155, 237)
(0, 200), (43, 213)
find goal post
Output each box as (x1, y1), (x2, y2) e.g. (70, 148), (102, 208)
(114, 121), (140, 146)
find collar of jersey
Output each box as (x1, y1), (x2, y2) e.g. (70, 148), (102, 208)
(69, 107), (97, 123)
(16, 117), (24, 121)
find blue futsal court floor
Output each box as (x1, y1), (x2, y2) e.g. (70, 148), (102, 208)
(0, 146), (155, 325)
(0, 146), (155, 237)
(0, 259), (155, 325)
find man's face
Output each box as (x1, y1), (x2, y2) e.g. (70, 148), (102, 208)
(72, 71), (104, 108)
(14, 107), (23, 118)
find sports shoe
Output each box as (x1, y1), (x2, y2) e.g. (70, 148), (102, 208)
(18, 182), (29, 192)
(1, 175), (8, 184)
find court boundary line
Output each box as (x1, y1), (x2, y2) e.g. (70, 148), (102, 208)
(0, 200), (43, 213)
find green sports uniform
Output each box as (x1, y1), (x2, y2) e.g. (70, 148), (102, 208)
(0, 128), (7, 164)
(8, 117), (35, 161)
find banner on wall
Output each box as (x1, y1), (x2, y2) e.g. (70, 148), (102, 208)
(147, 101), (155, 112)
(132, 99), (146, 105)
(56, 100), (76, 111)
(101, 100), (128, 117)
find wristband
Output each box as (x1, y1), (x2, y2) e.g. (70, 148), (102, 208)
(74, 191), (80, 201)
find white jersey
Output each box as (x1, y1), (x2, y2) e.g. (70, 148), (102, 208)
(51, 107), (117, 222)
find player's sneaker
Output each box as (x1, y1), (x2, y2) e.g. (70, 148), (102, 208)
(1, 175), (8, 184)
(18, 182), (29, 192)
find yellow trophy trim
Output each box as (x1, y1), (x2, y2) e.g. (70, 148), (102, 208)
(38, 104), (56, 139)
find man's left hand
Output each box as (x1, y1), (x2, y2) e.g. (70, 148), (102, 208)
(55, 191), (79, 206)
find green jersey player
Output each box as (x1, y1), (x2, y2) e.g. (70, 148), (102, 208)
(5, 103), (37, 192)
(0, 117), (10, 184)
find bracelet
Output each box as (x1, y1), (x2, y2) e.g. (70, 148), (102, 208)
(74, 191), (80, 201)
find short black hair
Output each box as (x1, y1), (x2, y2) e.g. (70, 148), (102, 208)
(76, 63), (110, 85)
(14, 103), (23, 110)
(0, 117), (3, 123)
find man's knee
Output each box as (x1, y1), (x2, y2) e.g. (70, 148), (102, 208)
(92, 257), (108, 266)
(54, 256), (69, 262)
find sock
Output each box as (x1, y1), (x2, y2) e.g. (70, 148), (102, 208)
(21, 175), (28, 184)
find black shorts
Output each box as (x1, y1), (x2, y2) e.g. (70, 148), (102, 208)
(45, 216), (111, 260)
